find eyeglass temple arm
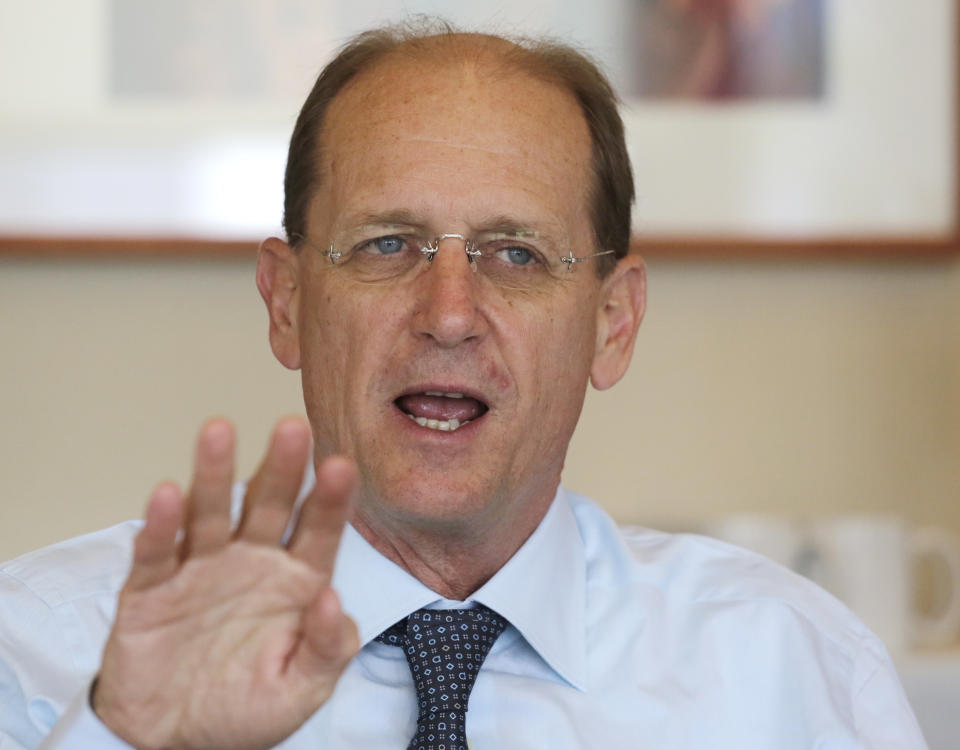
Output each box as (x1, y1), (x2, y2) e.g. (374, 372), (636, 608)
(560, 249), (615, 271)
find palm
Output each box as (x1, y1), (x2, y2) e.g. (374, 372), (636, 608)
(94, 419), (359, 750)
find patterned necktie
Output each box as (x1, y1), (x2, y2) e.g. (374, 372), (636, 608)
(377, 605), (507, 750)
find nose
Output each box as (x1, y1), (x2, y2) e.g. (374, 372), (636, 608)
(411, 236), (488, 348)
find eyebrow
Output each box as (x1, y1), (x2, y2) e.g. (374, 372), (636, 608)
(347, 209), (426, 231)
(474, 215), (542, 240)
(340, 209), (563, 245)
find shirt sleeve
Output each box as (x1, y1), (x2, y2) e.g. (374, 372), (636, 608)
(34, 686), (134, 750)
(0, 571), (68, 750)
(0, 564), (126, 750)
(852, 635), (930, 750)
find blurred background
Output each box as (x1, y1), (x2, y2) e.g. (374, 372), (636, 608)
(0, 1), (958, 739)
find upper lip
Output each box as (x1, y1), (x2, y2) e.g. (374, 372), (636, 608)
(392, 383), (492, 409)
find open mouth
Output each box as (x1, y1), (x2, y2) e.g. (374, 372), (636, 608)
(394, 390), (489, 432)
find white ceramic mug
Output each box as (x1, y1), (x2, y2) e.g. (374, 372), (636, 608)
(807, 515), (960, 653)
(705, 514), (808, 571)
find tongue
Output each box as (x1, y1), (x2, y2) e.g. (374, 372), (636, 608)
(396, 394), (485, 422)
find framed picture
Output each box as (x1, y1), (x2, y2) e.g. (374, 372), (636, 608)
(0, 0), (955, 259)
(625, 0), (959, 258)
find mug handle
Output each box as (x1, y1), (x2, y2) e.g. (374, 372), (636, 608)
(911, 526), (960, 647)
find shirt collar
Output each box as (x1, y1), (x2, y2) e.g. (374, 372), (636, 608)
(331, 486), (587, 691)
(332, 524), (440, 646)
(470, 487), (587, 690)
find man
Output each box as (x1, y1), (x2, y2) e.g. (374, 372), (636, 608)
(0, 22), (927, 750)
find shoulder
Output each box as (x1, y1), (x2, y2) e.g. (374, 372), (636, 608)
(563, 491), (925, 743)
(0, 522), (139, 693)
(566, 490), (865, 647)
(0, 524), (139, 743)
(564, 490), (882, 690)
(1, 521), (140, 608)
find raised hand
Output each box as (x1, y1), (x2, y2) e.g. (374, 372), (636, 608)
(92, 418), (359, 750)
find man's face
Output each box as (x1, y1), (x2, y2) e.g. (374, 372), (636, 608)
(271, 52), (623, 536)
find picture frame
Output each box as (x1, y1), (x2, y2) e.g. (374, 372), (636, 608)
(0, 0), (955, 260)
(627, 0), (958, 259)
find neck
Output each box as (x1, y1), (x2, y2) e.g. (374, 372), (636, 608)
(350, 492), (554, 600)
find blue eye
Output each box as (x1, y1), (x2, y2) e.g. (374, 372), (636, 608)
(371, 235), (405, 255)
(498, 246), (535, 266)
(356, 235), (407, 256)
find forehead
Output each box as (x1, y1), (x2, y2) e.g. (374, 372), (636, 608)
(312, 44), (593, 239)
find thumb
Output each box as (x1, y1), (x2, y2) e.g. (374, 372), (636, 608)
(292, 587), (359, 684)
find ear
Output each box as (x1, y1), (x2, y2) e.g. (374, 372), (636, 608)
(590, 253), (646, 391)
(256, 237), (302, 370)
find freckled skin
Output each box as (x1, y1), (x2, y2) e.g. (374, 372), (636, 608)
(265, 41), (644, 594)
(91, 38), (645, 750)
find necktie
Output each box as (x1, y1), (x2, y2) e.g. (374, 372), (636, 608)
(377, 605), (507, 750)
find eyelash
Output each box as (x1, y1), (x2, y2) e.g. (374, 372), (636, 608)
(357, 235), (411, 255)
(352, 234), (549, 270)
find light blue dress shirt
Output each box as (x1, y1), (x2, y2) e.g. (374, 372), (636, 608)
(0, 488), (928, 749)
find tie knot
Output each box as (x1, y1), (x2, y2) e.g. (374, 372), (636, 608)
(407, 606), (507, 648)
(376, 605), (507, 750)
(377, 604), (507, 651)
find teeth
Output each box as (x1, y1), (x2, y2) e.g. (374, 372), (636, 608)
(424, 391), (465, 398)
(406, 414), (466, 432)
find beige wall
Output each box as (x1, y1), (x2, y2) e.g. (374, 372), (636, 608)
(2, 2), (956, 559)
(566, 256), (960, 531)
(3, 252), (958, 559)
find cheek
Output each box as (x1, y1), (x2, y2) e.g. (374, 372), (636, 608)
(547, 298), (598, 362)
(504, 300), (596, 410)
(297, 282), (375, 442)
(299, 280), (410, 406)
(298, 309), (342, 450)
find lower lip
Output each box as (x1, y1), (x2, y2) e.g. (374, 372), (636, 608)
(390, 402), (486, 440)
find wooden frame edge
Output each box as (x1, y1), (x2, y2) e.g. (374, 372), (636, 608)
(2, 6), (956, 263)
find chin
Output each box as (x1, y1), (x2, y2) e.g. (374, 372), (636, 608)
(359, 467), (509, 529)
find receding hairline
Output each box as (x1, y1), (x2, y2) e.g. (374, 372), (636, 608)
(284, 21), (633, 275)
(333, 25), (572, 62)
(311, 31), (596, 219)
(321, 30), (595, 130)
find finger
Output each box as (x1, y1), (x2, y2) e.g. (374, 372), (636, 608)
(287, 455), (357, 576)
(182, 418), (235, 557)
(294, 587), (359, 678)
(235, 417), (312, 545)
(125, 482), (185, 591)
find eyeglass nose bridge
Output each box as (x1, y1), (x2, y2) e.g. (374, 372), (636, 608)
(422, 233), (483, 270)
